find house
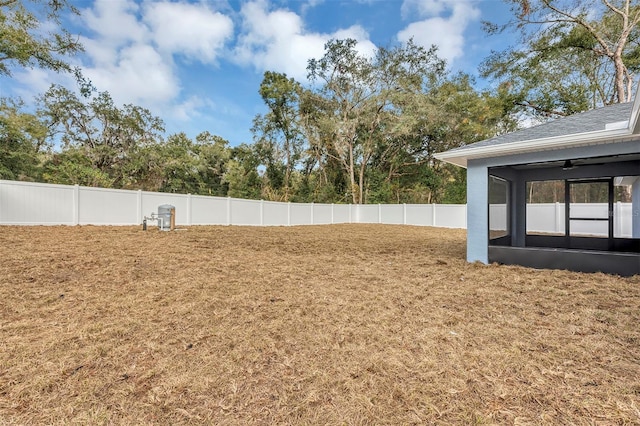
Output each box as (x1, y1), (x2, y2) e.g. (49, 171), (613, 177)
(434, 93), (640, 276)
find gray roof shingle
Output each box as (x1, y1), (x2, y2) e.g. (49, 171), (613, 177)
(446, 101), (633, 154)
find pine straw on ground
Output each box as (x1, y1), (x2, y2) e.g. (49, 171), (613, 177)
(0, 224), (638, 425)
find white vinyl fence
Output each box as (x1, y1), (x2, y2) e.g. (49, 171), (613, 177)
(0, 180), (466, 228)
(1, 180), (632, 237)
(490, 202), (633, 238)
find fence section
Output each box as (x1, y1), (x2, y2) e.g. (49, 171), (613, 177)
(0, 180), (468, 228)
(490, 202), (633, 238)
(0, 180), (632, 236)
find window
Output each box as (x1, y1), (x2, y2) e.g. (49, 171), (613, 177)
(489, 176), (509, 242)
(526, 180), (564, 236)
(614, 176), (638, 238)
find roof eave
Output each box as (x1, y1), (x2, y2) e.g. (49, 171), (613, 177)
(433, 127), (632, 169)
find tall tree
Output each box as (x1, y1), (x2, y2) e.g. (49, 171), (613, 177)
(306, 39), (446, 204)
(252, 71), (305, 201)
(39, 84), (164, 187)
(481, 0), (640, 117)
(0, 0), (82, 76)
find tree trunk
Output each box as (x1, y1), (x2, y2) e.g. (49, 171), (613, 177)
(349, 142), (358, 204)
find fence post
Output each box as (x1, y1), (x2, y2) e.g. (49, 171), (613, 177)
(73, 184), (80, 225)
(187, 193), (192, 226)
(378, 204), (382, 223)
(260, 200), (264, 226)
(287, 202), (291, 226)
(137, 190), (142, 224)
(432, 203), (436, 227)
(226, 197), (231, 225)
(331, 203), (334, 224)
(403, 203), (407, 225)
(311, 202), (314, 225)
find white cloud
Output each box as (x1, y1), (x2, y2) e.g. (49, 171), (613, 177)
(401, 0), (447, 18)
(143, 2), (233, 63)
(83, 0), (147, 47)
(171, 95), (213, 122)
(234, 0), (376, 81)
(397, 0), (480, 65)
(70, 0), (237, 116)
(12, 67), (75, 100)
(84, 44), (179, 106)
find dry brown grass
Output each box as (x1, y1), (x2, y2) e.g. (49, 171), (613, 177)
(0, 224), (639, 425)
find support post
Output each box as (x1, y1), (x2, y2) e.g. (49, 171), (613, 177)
(466, 164), (488, 263)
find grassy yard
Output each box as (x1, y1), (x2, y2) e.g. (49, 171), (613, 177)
(0, 224), (638, 425)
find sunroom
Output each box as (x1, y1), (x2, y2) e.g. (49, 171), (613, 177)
(435, 95), (640, 276)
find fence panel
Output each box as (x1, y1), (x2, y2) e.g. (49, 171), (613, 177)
(332, 204), (351, 224)
(0, 181), (74, 224)
(228, 198), (261, 225)
(526, 202), (632, 238)
(358, 205), (379, 223)
(263, 201), (289, 226)
(190, 195), (229, 225)
(289, 203), (312, 225)
(617, 203), (632, 238)
(313, 204), (333, 225)
(404, 204), (434, 226)
(79, 187), (138, 225)
(435, 204), (466, 228)
(380, 204), (404, 225)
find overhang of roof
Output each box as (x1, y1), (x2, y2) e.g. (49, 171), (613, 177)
(435, 89), (640, 169)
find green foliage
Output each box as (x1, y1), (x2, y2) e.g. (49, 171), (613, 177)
(253, 72), (306, 201)
(0, 0), (82, 76)
(441, 166), (467, 204)
(42, 148), (113, 187)
(481, 0), (640, 117)
(223, 144), (262, 200)
(39, 84), (165, 187)
(0, 98), (47, 180)
(246, 39), (511, 204)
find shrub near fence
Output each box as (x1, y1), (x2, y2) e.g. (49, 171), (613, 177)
(0, 180), (632, 236)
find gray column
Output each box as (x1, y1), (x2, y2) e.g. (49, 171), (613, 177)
(466, 162), (488, 263)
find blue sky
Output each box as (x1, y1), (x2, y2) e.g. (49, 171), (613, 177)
(3, 0), (515, 147)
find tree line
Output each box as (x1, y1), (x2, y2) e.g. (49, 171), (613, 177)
(1, 0), (638, 204)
